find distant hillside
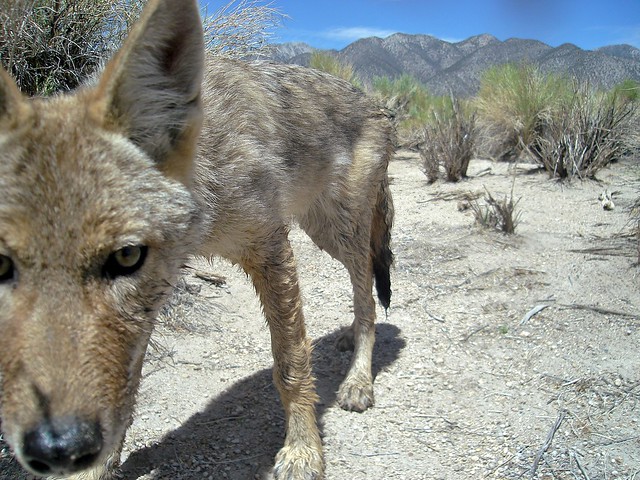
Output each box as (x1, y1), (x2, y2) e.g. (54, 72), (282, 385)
(267, 34), (640, 96)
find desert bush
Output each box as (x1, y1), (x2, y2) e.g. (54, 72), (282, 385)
(202, 0), (283, 59)
(0, 0), (141, 95)
(469, 184), (522, 234)
(0, 0), (282, 96)
(475, 63), (571, 161)
(530, 84), (638, 179)
(612, 79), (640, 103)
(372, 74), (434, 146)
(419, 95), (477, 182)
(308, 51), (362, 88)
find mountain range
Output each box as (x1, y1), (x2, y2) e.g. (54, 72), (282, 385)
(267, 34), (640, 97)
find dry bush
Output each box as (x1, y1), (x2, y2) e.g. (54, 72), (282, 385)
(1, 0), (282, 96)
(0, 0), (142, 95)
(202, 0), (283, 59)
(469, 183), (522, 234)
(157, 277), (226, 334)
(418, 96), (477, 183)
(530, 85), (638, 179)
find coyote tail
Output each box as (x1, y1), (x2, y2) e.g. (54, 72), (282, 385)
(371, 174), (394, 310)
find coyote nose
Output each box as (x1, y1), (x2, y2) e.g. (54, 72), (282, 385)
(22, 416), (103, 475)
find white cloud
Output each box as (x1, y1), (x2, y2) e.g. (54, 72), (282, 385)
(439, 36), (464, 44)
(621, 26), (640, 48)
(324, 27), (397, 42)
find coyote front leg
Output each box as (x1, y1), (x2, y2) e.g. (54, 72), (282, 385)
(240, 227), (323, 480)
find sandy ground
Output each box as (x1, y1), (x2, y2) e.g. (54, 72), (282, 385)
(2, 151), (639, 480)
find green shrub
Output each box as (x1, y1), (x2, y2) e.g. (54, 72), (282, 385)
(372, 74), (435, 146)
(309, 51), (362, 88)
(612, 79), (640, 103)
(475, 63), (571, 161)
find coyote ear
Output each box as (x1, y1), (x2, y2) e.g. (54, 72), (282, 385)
(0, 68), (29, 126)
(91, 0), (204, 185)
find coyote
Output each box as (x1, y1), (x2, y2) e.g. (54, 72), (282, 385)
(0, 0), (394, 478)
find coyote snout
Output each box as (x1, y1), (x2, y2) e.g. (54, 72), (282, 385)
(21, 416), (103, 475)
(0, 0), (395, 478)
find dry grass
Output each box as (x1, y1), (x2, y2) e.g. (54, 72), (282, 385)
(469, 182), (522, 234)
(158, 277), (226, 335)
(308, 51), (362, 88)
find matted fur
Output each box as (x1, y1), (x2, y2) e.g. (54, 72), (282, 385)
(0, 1), (394, 479)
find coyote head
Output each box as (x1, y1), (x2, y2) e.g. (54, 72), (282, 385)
(0, 0), (204, 476)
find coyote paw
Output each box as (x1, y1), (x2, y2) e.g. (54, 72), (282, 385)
(335, 328), (354, 352)
(337, 377), (374, 412)
(273, 444), (324, 480)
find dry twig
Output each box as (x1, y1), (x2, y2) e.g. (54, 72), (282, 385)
(529, 410), (567, 478)
(521, 304), (550, 325)
(557, 303), (640, 320)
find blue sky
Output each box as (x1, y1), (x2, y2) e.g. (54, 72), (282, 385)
(200, 0), (640, 51)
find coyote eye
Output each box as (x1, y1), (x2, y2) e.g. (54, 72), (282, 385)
(0, 255), (15, 283)
(103, 246), (148, 279)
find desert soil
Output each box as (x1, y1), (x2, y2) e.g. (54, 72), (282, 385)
(1, 151), (639, 480)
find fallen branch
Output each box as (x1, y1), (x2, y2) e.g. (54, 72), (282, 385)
(484, 452), (518, 477)
(530, 410), (567, 479)
(568, 247), (635, 258)
(598, 434), (640, 446)
(461, 324), (488, 342)
(557, 303), (640, 320)
(184, 265), (227, 286)
(572, 452), (591, 480)
(521, 304), (549, 325)
(424, 308), (446, 323)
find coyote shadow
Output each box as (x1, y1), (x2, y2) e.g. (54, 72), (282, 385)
(120, 323), (404, 479)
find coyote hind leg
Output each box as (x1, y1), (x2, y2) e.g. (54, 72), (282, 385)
(299, 207), (378, 413)
(239, 226), (323, 480)
(337, 254), (378, 412)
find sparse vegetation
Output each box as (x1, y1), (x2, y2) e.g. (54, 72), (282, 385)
(469, 183), (522, 234)
(309, 51), (362, 88)
(0, 0), (282, 96)
(418, 95), (477, 182)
